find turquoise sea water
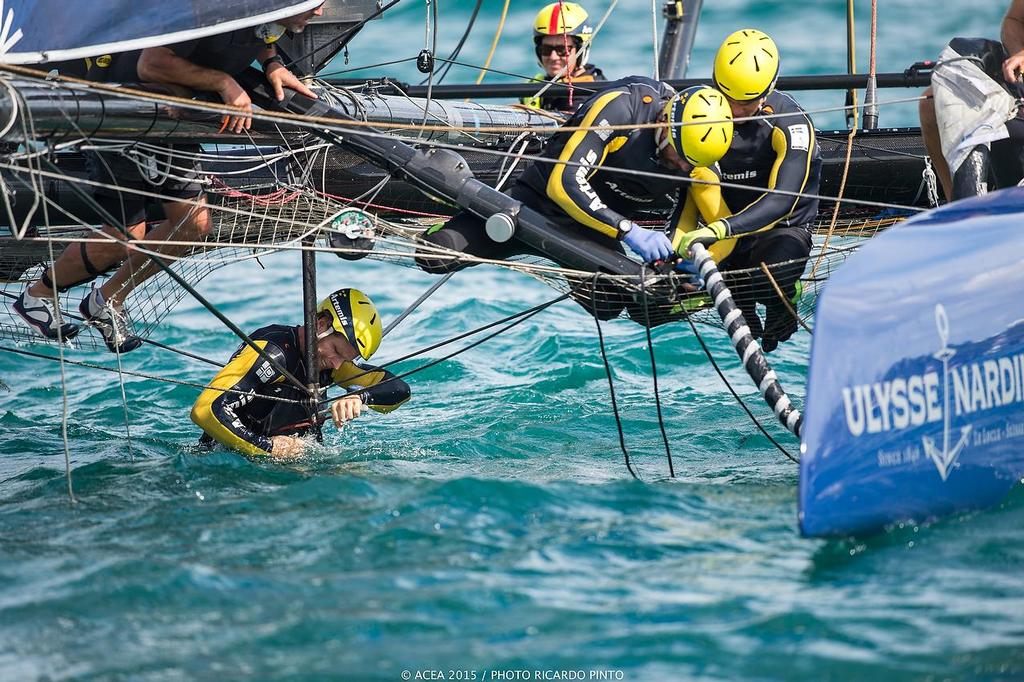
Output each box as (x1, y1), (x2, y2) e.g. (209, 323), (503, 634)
(3, 2), (1023, 680)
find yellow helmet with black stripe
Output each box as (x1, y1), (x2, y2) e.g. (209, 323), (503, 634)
(663, 85), (734, 167)
(317, 288), (382, 360)
(713, 29), (780, 102)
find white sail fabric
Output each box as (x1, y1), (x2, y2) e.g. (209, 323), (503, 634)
(0, 0), (324, 64)
(932, 43), (1020, 174)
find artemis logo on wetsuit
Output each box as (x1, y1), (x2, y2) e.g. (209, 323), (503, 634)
(721, 169), (758, 181)
(574, 149), (609, 212)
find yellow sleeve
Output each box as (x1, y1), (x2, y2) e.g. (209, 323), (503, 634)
(670, 165), (738, 261)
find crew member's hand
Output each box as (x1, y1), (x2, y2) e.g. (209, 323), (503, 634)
(1004, 50), (1024, 83)
(265, 61), (319, 101)
(677, 220), (728, 258)
(218, 77), (253, 134)
(271, 434), (305, 459)
(622, 223), (674, 263)
(331, 394), (364, 428)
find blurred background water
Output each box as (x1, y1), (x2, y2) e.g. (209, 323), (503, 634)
(2, 1), (1022, 680)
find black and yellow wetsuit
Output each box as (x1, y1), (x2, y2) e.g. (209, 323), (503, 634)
(190, 325), (410, 456)
(713, 90), (821, 349)
(418, 76), (725, 319)
(521, 64), (607, 113)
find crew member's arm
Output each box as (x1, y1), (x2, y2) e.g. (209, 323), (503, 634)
(719, 110), (816, 237)
(331, 361), (412, 413)
(190, 341), (285, 456)
(1003, 0), (1024, 82)
(137, 45), (252, 133)
(545, 90), (634, 238)
(668, 165), (738, 261)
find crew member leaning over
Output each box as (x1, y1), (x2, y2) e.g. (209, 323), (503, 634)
(677, 29), (821, 352)
(418, 76), (734, 321)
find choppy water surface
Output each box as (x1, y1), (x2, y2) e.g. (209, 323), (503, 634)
(2, 2), (1022, 679)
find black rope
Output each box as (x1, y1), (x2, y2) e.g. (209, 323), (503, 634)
(681, 310), (798, 463)
(639, 265), (675, 477)
(590, 273), (639, 480)
(316, 293), (570, 420)
(0, 344), (308, 406)
(318, 56), (417, 78)
(430, 0), (483, 84)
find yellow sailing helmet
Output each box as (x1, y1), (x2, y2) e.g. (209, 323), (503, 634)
(533, 3), (593, 67)
(317, 288), (382, 360)
(662, 85), (734, 167)
(533, 2), (593, 40)
(713, 29), (780, 102)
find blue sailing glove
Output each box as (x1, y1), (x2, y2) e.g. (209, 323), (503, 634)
(621, 222), (674, 263)
(678, 220), (728, 258)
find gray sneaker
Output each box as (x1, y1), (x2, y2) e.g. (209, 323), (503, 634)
(13, 288), (80, 341)
(79, 288), (142, 353)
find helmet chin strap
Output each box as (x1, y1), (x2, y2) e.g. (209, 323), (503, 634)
(317, 328), (335, 341)
(655, 125), (670, 153)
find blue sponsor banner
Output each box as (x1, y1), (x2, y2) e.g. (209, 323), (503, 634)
(0, 0), (322, 64)
(800, 188), (1024, 537)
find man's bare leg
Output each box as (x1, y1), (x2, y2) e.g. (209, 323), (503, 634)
(98, 195), (212, 307)
(919, 87), (953, 203)
(27, 222), (147, 299)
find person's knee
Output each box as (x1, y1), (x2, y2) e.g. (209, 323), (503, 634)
(192, 209), (213, 239)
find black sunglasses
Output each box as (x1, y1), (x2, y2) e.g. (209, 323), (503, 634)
(536, 44), (575, 58)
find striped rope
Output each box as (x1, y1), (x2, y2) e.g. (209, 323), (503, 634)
(691, 244), (803, 438)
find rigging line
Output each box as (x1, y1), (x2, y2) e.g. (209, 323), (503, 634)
(113, 343), (134, 460)
(436, 56), (599, 95)
(282, 0), (404, 72)
(680, 312), (798, 464)
(316, 293), (572, 420)
(417, 0), (438, 138)
(590, 273), (639, 480)
(0, 345), (311, 406)
(4, 64), (927, 139)
(309, 56), (419, 79)
(381, 272), (454, 338)
(758, 262), (813, 335)
(0, 290), (225, 368)
(433, 0), (483, 84)
(316, 293), (571, 406)
(22, 95), (76, 502)
(36, 157), (313, 396)
(639, 264), (675, 478)
(474, 0), (511, 86)
(812, 89), (860, 281)
(651, 0), (661, 81)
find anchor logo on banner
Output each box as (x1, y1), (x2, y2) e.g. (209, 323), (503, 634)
(922, 304), (972, 480)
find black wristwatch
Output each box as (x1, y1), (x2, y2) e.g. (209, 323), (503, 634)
(617, 219), (634, 239)
(262, 54), (285, 71)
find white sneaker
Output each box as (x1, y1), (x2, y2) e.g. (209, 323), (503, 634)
(78, 288), (142, 353)
(13, 288), (80, 340)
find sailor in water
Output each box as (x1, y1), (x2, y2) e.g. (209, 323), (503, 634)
(521, 2), (607, 114)
(676, 29), (821, 352)
(14, 5), (324, 353)
(418, 77), (733, 321)
(190, 288), (410, 459)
